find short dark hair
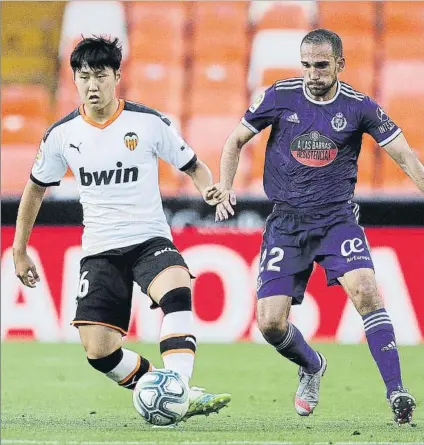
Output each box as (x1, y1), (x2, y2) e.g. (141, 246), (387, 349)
(301, 29), (343, 58)
(70, 36), (123, 73)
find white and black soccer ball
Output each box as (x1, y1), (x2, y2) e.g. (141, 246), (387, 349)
(133, 369), (189, 426)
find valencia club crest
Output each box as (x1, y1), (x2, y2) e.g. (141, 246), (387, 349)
(124, 132), (139, 151)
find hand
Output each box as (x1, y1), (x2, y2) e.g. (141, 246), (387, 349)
(202, 184), (230, 206)
(215, 190), (237, 222)
(13, 250), (40, 288)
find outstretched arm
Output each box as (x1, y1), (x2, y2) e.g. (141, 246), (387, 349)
(220, 122), (256, 190)
(13, 180), (47, 287)
(383, 133), (424, 193)
(184, 158), (223, 205)
(212, 122), (256, 221)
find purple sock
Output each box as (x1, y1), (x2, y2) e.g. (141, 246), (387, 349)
(363, 308), (403, 398)
(275, 323), (321, 373)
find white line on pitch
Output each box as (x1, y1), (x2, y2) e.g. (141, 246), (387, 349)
(2, 441), (424, 445)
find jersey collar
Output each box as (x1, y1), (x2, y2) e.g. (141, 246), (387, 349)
(303, 80), (341, 105)
(79, 99), (125, 129)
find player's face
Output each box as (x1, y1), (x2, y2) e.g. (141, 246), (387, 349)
(74, 65), (121, 110)
(300, 43), (344, 99)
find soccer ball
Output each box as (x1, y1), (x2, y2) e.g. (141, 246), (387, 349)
(133, 369), (189, 426)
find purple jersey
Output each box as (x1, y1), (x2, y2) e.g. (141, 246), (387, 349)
(243, 78), (402, 208)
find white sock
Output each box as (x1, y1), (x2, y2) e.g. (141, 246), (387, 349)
(159, 311), (196, 382)
(105, 348), (152, 389)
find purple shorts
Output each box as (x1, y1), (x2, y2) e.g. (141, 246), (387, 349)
(256, 202), (374, 304)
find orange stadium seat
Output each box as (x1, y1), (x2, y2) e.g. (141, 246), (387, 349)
(385, 96), (424, 153)
(191, 63), (245, 94)
(55, 85), (81, 118)
(249, 1), (316, 25)
(340, 67), (374, 97)
(193, 1), (248, 35)
(383, 2), (424, 34)
(126, 1), (187, 30)
(377, 93), (424, 194)
(56, 42), (84, 117)
(341, 34), (375, 68)
(356, 134), (376, 194)
(129, 27), (185, 65)
(247, 1), (310, 91)
(55, 62), (80, 117)
(1, 145), (37, 197)
(318, 1), (376, 33)
(382, 2), (424, 62)
(248, 30), (305, 91)
(59, 1), (129, 61)
(255, 3), (311, 31)
(126, 61), (184, 118)
(1, 115), (47, 145)
(248, 126), (271, 194)
(260, 68), (302, 88)
(189, 63), (247, 115)
(191, 1), (248, 64)
(192, 28), (248, 65)
(158, 159), (183, 197)
(2, 84), (51, 121)
(184, 115), (246, 192)
(383, 34), (424, 61)
(380, 61), (424, 101)
(127, 2), (186, 64)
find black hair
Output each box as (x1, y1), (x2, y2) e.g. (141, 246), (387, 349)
(70, 36), (122, 73)
(301, 29), (343, 58)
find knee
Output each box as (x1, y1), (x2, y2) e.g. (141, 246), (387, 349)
(257, 315), (289, 345)
(159, 287), (192, 315)
(353, 279), (383, 315)
(82, 339), (119, 359)
(78, 326), (122, 359)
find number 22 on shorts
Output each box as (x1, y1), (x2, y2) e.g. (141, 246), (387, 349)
(260, 247), (285, 272)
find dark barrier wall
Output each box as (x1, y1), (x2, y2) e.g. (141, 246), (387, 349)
(2, 198), (423, 227)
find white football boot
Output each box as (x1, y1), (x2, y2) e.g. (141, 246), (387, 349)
(295, 352), (327, 416)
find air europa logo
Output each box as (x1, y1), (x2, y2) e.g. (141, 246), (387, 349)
(79, 162), (139, 186)
(290, 131), (338, 167)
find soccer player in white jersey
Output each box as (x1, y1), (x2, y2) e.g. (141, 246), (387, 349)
(13, 36), (230, 421)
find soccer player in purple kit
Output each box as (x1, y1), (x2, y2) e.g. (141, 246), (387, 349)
(209, 29), (424, 424)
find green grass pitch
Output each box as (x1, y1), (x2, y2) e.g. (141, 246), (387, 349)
(1, 342), (423, 444)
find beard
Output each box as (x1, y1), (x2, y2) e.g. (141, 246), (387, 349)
(307, 75), (338, 97)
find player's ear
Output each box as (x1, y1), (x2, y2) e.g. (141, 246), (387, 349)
(115, 69), (122, 85)
(337, 57), (345, 73)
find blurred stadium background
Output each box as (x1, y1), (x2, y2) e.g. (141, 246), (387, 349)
(1, 1), (423, 343)
(2, 0), (424, 198)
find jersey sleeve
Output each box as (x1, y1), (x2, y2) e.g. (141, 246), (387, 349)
(156, 115), (197, 171)
(360, 96), (402, 147)
(31, 128), (67, 186)
(242, 85), (276, 134)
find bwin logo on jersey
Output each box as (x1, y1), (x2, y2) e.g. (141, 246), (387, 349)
(124, 132), (138, 151)
(79, 162), (139, 186)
